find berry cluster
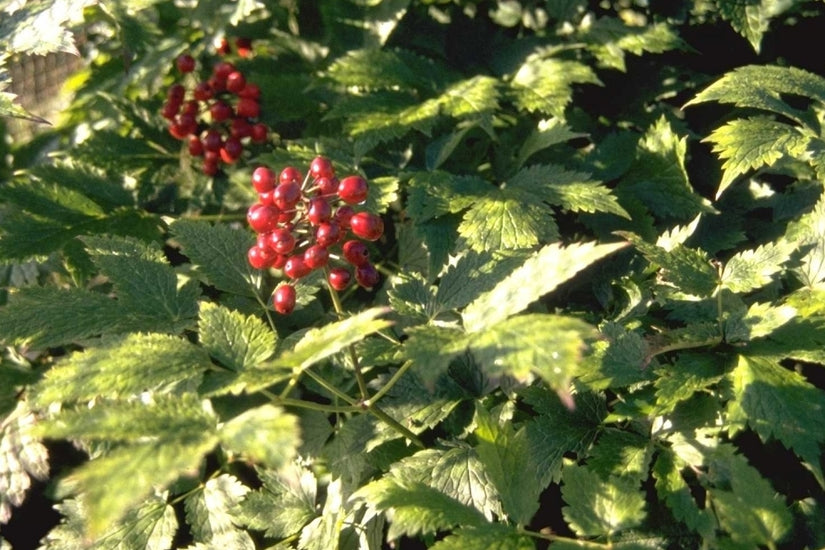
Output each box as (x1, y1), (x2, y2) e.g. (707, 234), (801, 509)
(245, 156), (385, 314)
(162, 53), (266, 175)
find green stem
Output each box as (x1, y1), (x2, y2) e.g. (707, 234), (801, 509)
(260, 388), (362, 413)
(368, 360), (413, 405)
(324, 267), (369, 400)
(367, 404), (425, 449)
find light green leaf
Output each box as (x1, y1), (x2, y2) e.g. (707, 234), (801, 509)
(236, 465), (317, 539)
(387, 272), (439, 324)
(228, 0), (265, 26)
(704, 117), (811, 198)
(510, 57), (601, 119)
(469, 313), (597, 389)
(516, 118), (587, 168)
(725, 302), (796, 342)
(184, 474), (253, 549)
(652, 450), (714, 537)
(720, 239), (795, 293)
(401, 325), (470, 390)
(353, 477), (487, 539)
(714, 2), (795, 53)
(0, 402), (49, 525)
(0, 0), (82, 56)
(326, 48), (450, 92)
(727, 355), (825, 487)
(578, 322), (654, 390)
(582, 18), (684, 71)
(561, 464), (646, 537)
(219, 405), (300, 469)
(406, 171), (489, 223)
(31, 332), (211, 407)
(171, 220), (259, 298)
(652, 353), (728, 414)
(429, 524), (535, 550)
(198, 302), (276, 371)
(785, 194), (825, 288)
(439, 75), (500, 133)
(0, 90), (49, 123)
(436, 250), (530, 311)
(587, 429), (653, 484)
(462, 240), (627, 333)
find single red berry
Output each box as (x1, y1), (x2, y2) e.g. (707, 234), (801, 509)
(235, 37), (253, 57)
(258, 190), (275, 206)
(284, 255), (311, 279)
(251, 123), (267, 143)
(349, 212), (384, 241)
(310, 156), (335, 180)
(238, 83), (260, 100)
(187, 136), (204, 156)
(315, 176), (339, 196)
(315, 222), (342, 247)
(248, 244), (277, 269)
(274, 181), (302, 210)
(182, 100), (199, 116)
(226, 70), (246, 94)
(252, 166), (276, 193)
(328, 267), (352, 291)
(220, 137), (243, 163)
(176, 54), (196, 73)
(230, 117), (253, 138)
(161, 100), (180, 120)
(307, 197), (332, 225)
(272, 254), (288, 269)
(342, 240), (370, 266)
(168, 121), (188, 140)
(203, 159), (220, 176)
(355, 263), (380, 289)
(208, 75), (226, 93)
(247, 204), (280, 233)
(202, 129), (223, 152)
(267, 228), (296, 255)
(210, 100), (233, 122)
(213, 61), (235, 80)
(167, 84), (186, 103)
(177, 113), (198, 136)
(337, 175), (369, 204)
(334, 205), (355, 228)
(272, 285), (296, 314)
(204, 150), (220, 164)
(303, 244), (329, 270)
(193, 81), (214, 101)
(236, 97), (260, 118)
(280, 166), (302, 185)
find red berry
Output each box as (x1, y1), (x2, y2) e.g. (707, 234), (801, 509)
(267, 228), (296, 255)
(280, 166), (302, 185)
(315, 222), (342, 247)
(167, 84), (186, 103)
(303, 244), (329, 270)
(328, 267), (352, 291)
(176, 54), (196, 73)
(315, 176), (339, 196)
(258, 190), (275, 206)
(272, 254), (288, 269)
(202, 129), (222, 152)
(182, 100), (199, 116)
(226, 70), (246, 94)
(208, 75), (226, 93)
(349, 212), (384, 241)
(213, 61), (235, 80)
(334, 205), (355, 228)
(238, 83), (260, 100)
(194, 82), (214, 101)
(220, 137), (243, 163)
(210, 100), (233, 122)
(252, 166), (276, 193)
(337, 175), (369, 204)
(310, 156), (335, 180)
(236, 97), (260, 118)
(177, 113), (198, 135)
(161, 100), (180, 120)
(230, 117), (253, 138)
(248, 244), (277, 269)
(247, 204), (280, 233)
(251, 123), (268, 143)
(307, 197), (332, 225)
(187, 136), (204, 156)
(272, 285), (296, 314)
(168, 121), (188, 140)
(342, 240), (370, 266)
(274, 181), (301, 210)
(235, 37), (253, 57)
(203, 159), (220, 176)
(215, 37), (231, 56)
(284, 255), (311, 279)
(355, 263), (380, 289)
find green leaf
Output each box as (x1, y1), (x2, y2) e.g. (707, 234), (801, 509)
(236, 464), (317, 539)
(724, 301), (796, 342)
(720, 239), (795, 293)
(406, 171), (489, 224)
(0, 402), (49, 525)
(578, 322), (654, 390)
(510, 56), (601, 119)
(219, 405), (300, 469)
(0, 89), (49, 123)
(326, 48), (451, 92)
(171, 220), (260, 298)
(784, 193), (825, 288)
(429, 524), (535, 550)
(582, 18), (684, 71)
(401, 325), (470, 390)
(462, 240), (628, 332)
(561, 464), (646, 537)
(652, 449), (714, 537)
(652, 353), (728, 414)
(31, 332), (211, 407)
(0, 1), (81, 56)
(618, 116), (714, 218)
(198, 302), (276, 371)
(473, 404), (541, 525)
(587, 429), (653, 484)
(83, 235), (199, 333)
(44, 395), (219, 537)
(353, 477), (487, 539)
(703, 117), (811, 199)
(184, 474), (253, 549)
(436, 250), (530, 311)
(714, 1), (794, 53)
(469, 313), (597, 389)
(387, 272), (439, 324)
(516, 118), (587, 169)
(727, 355), (825, 487)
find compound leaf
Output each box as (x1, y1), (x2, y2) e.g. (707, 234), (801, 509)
(198, 302), (276, 371)
(219, 405), (300, 469)
(0, 403), (49, 525)
(510, 57), (601, 119)
(561, 464), (646, 537)
(184, 474), (253, 549)
(720, 239), (795, 293)
(235, 465), (317, 539)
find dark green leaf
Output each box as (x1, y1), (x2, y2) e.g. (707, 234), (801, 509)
(561, 464), (646, 537)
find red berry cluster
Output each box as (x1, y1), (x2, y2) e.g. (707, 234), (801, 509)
(162, 53), (267, 176)
(245, 156), (385, 314)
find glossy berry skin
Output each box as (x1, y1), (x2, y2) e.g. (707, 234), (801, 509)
(355, 263), (380, 289)
(213, 61), (235, 80)
(226, 70), (246, 93)
(349, 212), (384, 241)
(328, 267), (352, 291)
(176, 54), (196, 73)
(274, 181), (302, 210)
(210, 100), (233, 122)
(247, 204), (280, 233)
(220, 137), (243, 163)
(315, 222), (342, 247)
(310, 156), (335, 180)
(250, 123), (268, 143)
(236, 98), (260, 118)
(342, 240), (370, 266)
(187, 136), (204, 156)
(252, 166), (276, 193)
(272, 285), (296, 315)
(303, 244), (329, 269)
(248, 244), (276, 270)
(193, 82), (214, 101)
(315, 176), (338, 196)
(334, 205), (354, 228)
(280, 166), (302, 185)
(307, 197), (332, 225)
(337, 175), (369, 204)
(202, 129), (223, 152)
(284, 256), (312, 279)
(267, 228), (296, 255)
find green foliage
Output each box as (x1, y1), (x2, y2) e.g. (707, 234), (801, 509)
(2, 0), (825, 548)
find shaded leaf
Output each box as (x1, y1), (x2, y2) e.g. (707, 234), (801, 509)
(561, 464), (646, 537)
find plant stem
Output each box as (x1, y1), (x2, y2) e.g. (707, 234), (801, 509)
(324, 268), (369, 400)
(368, 360), (413, 405)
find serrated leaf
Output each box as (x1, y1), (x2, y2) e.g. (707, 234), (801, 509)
(401, 325), (470, 390)
(219, 405), (299, 469)
(436, 249), (529, 311)
(469, 313), (596, 389)
(353, 477), (487, 539)
(578, 322), (654, 390)
(45, 395), (219, 537)
(561, 464), (646, 537)
(720, 239), (795, 293)
(727, 354), (825, 487)
(171, 220), (259, 298)
(652, 450), (714, 537)
(587, 429), (653, 483)
(652, 353), (728, 414)
(236, 464), (317, 539)
(715, 1), (793, 53)
(185, 474), (252, 548)
(429, 524), (535, 550)
(83, 235), (199, 333)
(198, 302), (275, 371)
(473, 404), (541, 525)
(785, 193), (825, 288)
(0, 402), (49, 524)
(0, 0), (81, 56)
(704, 117), (811, 198)
(516, 118), (587, 168)
(510, 57), (601, 118)
(0, 90), (50, 123)
(326, 48), (449, 92)
(31, 332), (210, 407)
(582, 18), (684, 71)
(387, 272), (439, 324)
(462, 240), (627, 332)
(406, 171), (489, 224)
(724, 301), (796, 342)
(619, 116), (713, 218)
